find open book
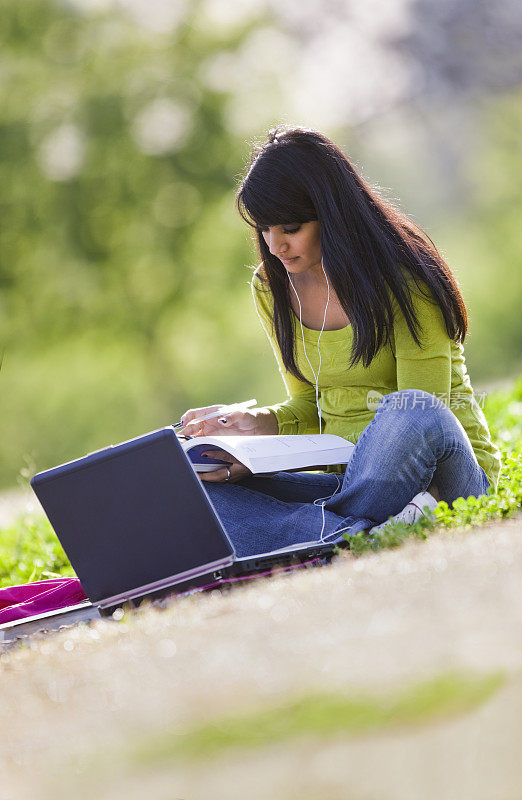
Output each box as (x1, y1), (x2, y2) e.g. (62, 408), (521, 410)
(179, 434), (355, 474)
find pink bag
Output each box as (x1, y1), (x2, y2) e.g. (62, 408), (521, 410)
(0, 578), (87, 624)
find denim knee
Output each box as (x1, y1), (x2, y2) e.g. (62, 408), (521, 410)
(376, 389), (448, 450)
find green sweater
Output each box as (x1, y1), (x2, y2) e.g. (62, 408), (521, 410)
(251, 269), (501, 491)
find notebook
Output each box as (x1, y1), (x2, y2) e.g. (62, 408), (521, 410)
(182, 432), (354, 473)
(29, 427), (341, 614)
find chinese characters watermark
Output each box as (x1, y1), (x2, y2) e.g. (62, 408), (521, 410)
(366, 390), (487, 412)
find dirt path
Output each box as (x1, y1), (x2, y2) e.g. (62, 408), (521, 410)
(1, 515), (521, 800)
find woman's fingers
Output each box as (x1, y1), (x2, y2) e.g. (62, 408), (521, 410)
(198, 453), (251, 483)
(214, 410), (245, 430)
(178, 405), (221, 434)
(201, 449), (234, 462)
(214, 410), (258, 435)
(199, 467), (233, 483)
(178, 405), (257, 437)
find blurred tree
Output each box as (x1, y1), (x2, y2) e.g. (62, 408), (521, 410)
(434, 90), (522, 380)
(1, 0), (248, 349)
(0, 0), (269, 485)
(402, 0), (522, 95)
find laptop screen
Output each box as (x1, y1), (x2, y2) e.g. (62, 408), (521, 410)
(31, 428), (235, 604)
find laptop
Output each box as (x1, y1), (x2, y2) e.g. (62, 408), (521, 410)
(28, 426), (341, 616)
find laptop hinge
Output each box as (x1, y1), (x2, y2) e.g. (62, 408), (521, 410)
(96, 555), (234, 608)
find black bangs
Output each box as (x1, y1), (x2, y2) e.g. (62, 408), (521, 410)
(237, 165), (317, 230)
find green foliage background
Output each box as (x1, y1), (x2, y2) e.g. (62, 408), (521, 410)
(0, 1), (521, 487)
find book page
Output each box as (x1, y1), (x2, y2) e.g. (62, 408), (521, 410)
(185, 434), (352, 460)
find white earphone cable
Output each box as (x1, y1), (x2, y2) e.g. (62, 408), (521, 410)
(288, 258), (330, 435)
(287, 258), (342, 542)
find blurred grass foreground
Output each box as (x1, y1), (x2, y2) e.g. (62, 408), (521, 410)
(0, 0), (521, 489)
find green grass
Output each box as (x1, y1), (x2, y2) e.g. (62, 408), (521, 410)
(0, 515), (74, 588)
(132, 671), (504, 764)
(0, 378), (521, 587)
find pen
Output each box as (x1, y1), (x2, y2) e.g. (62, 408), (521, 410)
(173, 399), (258, 430)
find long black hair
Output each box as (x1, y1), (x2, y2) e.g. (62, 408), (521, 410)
(236, 126), (467, 385)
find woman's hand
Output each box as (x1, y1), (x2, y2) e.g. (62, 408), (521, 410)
(178, 404), (278, 437)
(198, 452), (252, 483)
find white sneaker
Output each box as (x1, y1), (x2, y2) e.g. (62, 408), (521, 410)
(369, 491), (438, 534)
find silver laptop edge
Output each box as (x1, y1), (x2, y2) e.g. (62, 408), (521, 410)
(236, 538), (338, 562)
(96, 555), (234, 608)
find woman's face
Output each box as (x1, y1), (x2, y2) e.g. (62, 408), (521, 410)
(260, 221), (322, 278)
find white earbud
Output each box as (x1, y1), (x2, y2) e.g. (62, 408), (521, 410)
(287, 258), (330, 435)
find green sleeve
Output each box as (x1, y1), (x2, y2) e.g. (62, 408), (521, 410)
(251, 273), (320, 435)
(391, 282), (451, 401)
(391, 279), (501, 491)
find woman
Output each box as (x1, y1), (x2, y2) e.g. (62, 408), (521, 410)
(180, 127), (500, 557)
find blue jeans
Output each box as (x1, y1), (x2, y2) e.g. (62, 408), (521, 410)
(203, 390), (490, 557)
